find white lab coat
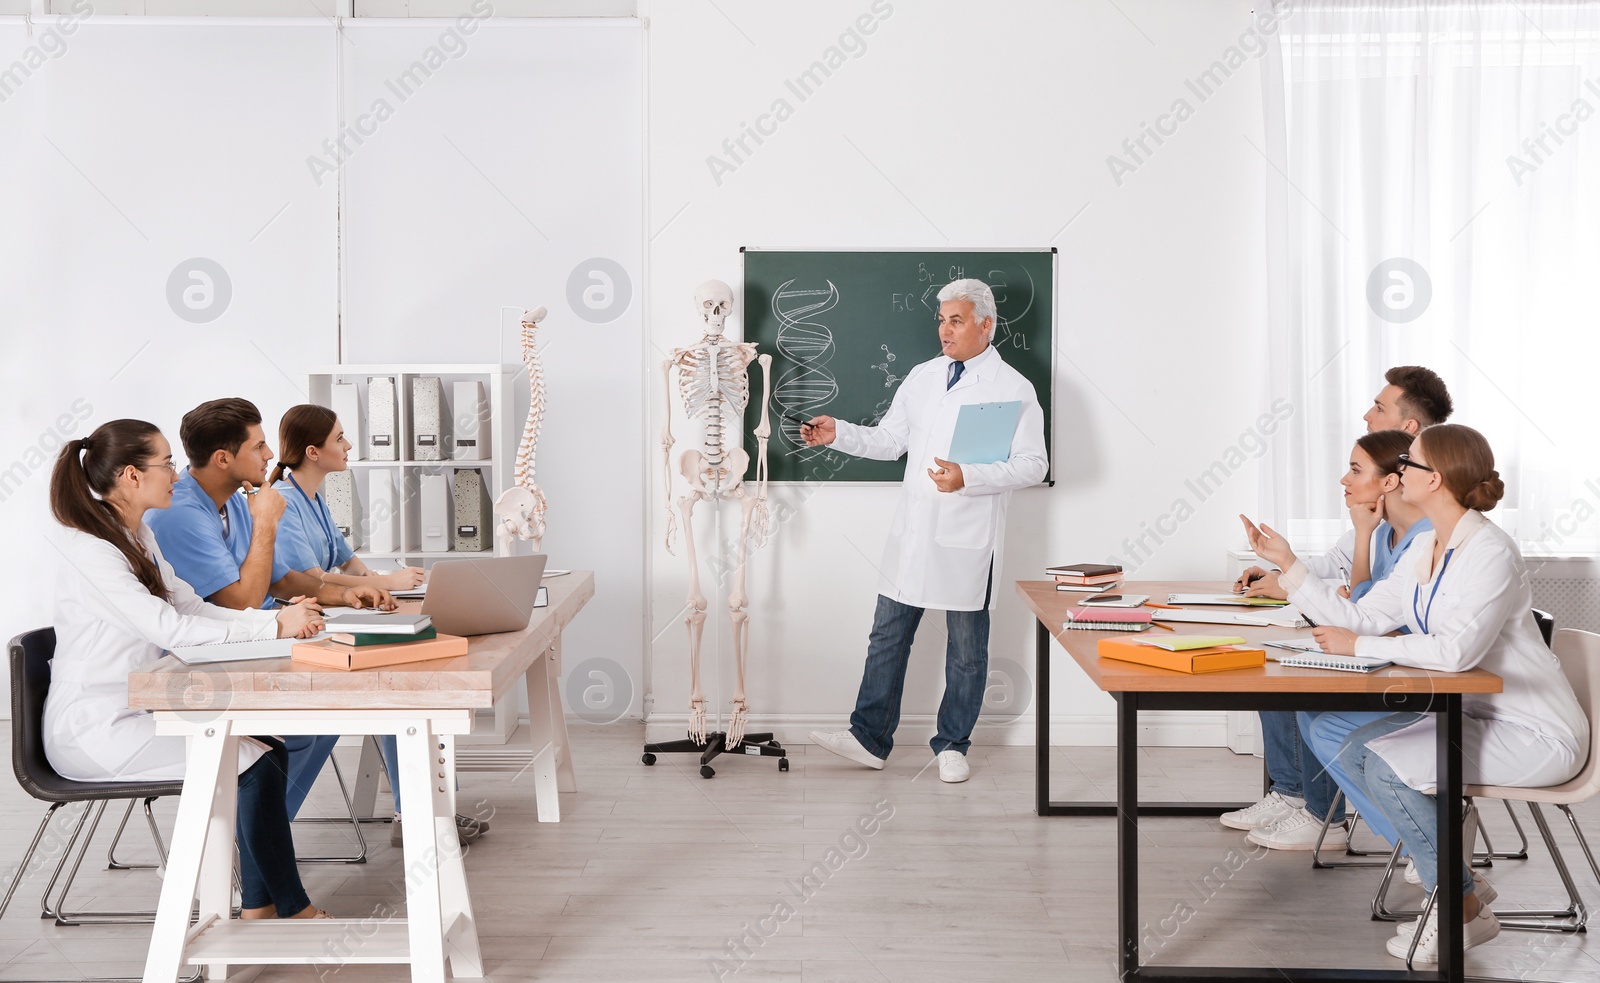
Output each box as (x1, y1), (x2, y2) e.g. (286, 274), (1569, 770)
(45, 525), (278, 782)
(830, 345), (1048, 611)
(1283, 510), (1588, 792)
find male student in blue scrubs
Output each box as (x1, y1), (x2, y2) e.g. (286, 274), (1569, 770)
(147, 397), (393, 820)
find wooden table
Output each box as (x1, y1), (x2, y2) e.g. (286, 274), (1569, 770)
(129, 571), (593, 983)
(1019, 580), (1503, 983)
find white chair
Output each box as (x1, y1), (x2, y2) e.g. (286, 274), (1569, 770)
(1462, 627), (1600, 933)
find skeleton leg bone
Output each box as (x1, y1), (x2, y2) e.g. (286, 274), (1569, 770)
(677, 451), (711, 744)
(726, 466), (757, 748)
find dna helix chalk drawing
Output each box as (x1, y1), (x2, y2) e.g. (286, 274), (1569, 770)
(771, 278), (841, 457)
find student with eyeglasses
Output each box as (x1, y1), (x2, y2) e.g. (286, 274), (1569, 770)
(44, 420), (329, 919)
(1241, 424), (1587, 964)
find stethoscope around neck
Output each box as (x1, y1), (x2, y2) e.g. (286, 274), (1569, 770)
(286, 469), (340, 570)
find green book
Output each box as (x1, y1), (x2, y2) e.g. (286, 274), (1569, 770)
(329, 626), (439, 647)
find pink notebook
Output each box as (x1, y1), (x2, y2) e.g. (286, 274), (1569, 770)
(1064, 607), (1153, 630)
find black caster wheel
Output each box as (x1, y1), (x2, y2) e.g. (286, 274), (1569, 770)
(641, 753), (656, 766)
(700, 765), (715, 779)
(778, 758), (789, 772)
(769, 741), (782, 749)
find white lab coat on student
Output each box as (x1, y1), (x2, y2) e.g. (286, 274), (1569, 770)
(830, 345), (1048, 612)
(45, 525), (278, 783)
(1283, 510), (1588, 793)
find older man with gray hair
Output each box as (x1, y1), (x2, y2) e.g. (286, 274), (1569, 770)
(801, 279), (1048, 782)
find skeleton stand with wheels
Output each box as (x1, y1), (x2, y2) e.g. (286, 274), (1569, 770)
(641, 279), (788, 778)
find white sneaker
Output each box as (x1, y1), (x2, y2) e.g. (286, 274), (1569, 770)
(1220, 791), (1304, 831)
(809, 729), (885, 770)
(936, 750), (970, 783)
(1386, 907), (1499, 962)
(1246, 807), (1349, 851)
(1396, 876), (1498, 936)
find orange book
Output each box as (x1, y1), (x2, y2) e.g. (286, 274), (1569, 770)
(1096, 638), (1265, 674)
(292, 632), (469, 671)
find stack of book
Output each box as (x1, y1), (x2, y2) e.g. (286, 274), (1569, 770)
(1063, 607), (1152, 631)
(1047, 563), (1123, 593)
(293, 613), (469, 671)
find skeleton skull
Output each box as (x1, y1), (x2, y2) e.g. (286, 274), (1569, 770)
(693, 279), (735, 336)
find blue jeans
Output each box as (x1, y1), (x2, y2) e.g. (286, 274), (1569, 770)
(1323, 712), (1473, 897)
(1302, 710), (1403, 846)
(237, 738), (312, 916)
(282, 734), (341, 821)
(1260, 711), (1344, 822)
(849, 592), (990, 759)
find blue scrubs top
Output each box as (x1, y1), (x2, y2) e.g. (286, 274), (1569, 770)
(146, 470), (289, 607)
(1349, 517), (1432, 603)
(273, 473), (355, 575)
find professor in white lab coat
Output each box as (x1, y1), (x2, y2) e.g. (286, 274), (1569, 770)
(802, 279), (1048, 783)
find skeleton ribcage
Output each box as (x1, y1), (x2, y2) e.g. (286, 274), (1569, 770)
(676, 345), (752, 468)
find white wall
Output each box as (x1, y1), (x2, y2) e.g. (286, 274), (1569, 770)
(0, 16), (646, 722)
(0, 20), (339, 705)
(643, 0), (1273, 746)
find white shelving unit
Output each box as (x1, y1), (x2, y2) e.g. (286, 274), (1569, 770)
(307, 363), (519, 564)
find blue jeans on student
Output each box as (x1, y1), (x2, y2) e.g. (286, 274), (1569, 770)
(237, 738), (312, 916)
(849, 592), (990, 759)
(1260, 711), (1344, 822)
(282, 734), (342, 821)
(1301, 710), (1403, 846)
(1322, 712), (1473, 897)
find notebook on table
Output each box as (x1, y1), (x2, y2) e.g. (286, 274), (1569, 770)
(1275, 653), (1394, 673)
(1064, 607), (1152, 631)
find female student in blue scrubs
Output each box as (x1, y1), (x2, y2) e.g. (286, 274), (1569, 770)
(1222, 429), (1427, 849)
(270, 404), (489, 845)
(1242, 424), (1587, 964)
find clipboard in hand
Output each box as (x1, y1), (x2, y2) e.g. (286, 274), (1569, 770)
(946, 401), (1023, 465)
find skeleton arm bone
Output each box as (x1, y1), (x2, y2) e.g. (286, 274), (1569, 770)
(751, 353), (772, 548)
(661, 356), (678, 555)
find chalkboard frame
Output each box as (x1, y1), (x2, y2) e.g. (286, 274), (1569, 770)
(739, 247), (1056, 486)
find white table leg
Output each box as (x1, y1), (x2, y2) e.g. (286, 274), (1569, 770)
(198, 732), (240, 980)
(548, 636), (577, 794)
(144, 722), (230, 983)
(523, 646), (561, 822)
(435, 733), (483, 977)
(397, 722), (447, 983)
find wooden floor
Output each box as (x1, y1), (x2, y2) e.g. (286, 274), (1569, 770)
(2, 723), (1599, 982)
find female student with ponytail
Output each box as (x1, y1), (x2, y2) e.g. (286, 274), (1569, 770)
(1241, 424), (1587, 963)
(270, 404), (490, 846)
(46, 420), (330, 919)
(268, 404), (423, 592)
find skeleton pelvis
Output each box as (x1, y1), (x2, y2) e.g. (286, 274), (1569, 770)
(677, 447), (749, 494)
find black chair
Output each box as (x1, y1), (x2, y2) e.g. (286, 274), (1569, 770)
(2, 628), (184, 928)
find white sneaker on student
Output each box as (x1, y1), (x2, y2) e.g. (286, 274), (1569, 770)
(1396, 876), (1499, 937)
(809, 729), (886, 770)
(1246, 807), (1348, 851)
(936, 750), (970, 783)
(1220, 791), (1304, 831)
(1386, 907), (1499, 962)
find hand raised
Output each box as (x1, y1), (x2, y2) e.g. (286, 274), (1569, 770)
(1239, 514), (1298, 573)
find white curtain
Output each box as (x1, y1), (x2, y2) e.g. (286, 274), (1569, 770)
(1260, 0), (1600, 553)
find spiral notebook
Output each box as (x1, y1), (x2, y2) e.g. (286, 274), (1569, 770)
(1064, 608), (1152, 631)
(1274, 653), (1393, 673)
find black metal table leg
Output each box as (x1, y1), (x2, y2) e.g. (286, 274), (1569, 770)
(1119, 691), (1141, 980)
(1437, 694), (1464, 983)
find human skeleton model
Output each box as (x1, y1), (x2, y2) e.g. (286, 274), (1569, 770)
(494, 306), (550, 555)
(662, 280), (773, 746)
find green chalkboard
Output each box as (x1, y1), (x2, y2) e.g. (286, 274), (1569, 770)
(741, 249), (1055, 483)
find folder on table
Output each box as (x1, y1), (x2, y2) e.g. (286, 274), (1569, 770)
(1097, 638), (1265, 674)
(945, 401), (1023, 465)
(293, 632), (468, 671)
